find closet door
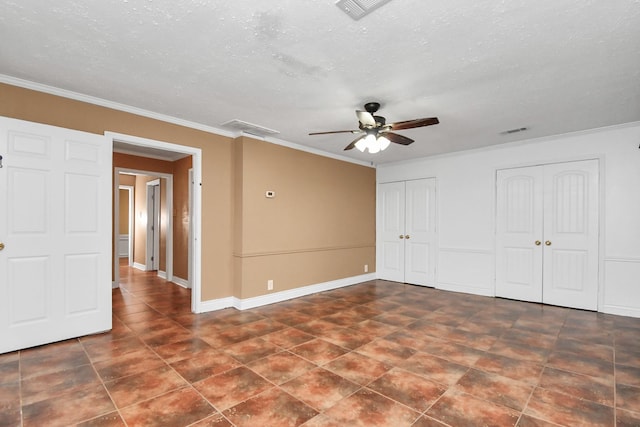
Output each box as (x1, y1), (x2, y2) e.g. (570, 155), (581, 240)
(377, 179), (436, 286)
(404, 179), (436, 286)
(378, 181), (405, 283)
(495, 160), (599, 310)
(495, 166), (544, 302)
(542, 160), (599, 310)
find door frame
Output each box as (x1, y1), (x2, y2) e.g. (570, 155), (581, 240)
(145, 179), (161, 272)
(108, 132), (203, 314)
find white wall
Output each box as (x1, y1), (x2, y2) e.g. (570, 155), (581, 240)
(377, 122), (640, 318)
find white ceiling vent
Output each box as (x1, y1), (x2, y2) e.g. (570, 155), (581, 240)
(220, 119), (280, 137)
(335, 0), (392, 20)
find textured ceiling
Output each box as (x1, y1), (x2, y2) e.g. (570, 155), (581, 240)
(1, 0), (639, 164)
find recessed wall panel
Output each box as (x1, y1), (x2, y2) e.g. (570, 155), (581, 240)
(8, 257), (49, 325)
(65, 254), (99, 315)
(65, 173), (99, 233)
(8, 168), (47, 234)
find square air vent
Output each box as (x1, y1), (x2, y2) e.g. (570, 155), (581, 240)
(220, 119), (280, 138)
(335, 0), (392, 20)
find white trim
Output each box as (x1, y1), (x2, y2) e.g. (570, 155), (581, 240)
(158, 270), (167, 280)
(601, 304), (640, 319)
(118, 234), (129, 258)
(172, 276), (190, 288)
(0, 74), (235, 138)
(605, 256), (640, 263)
(146, 179), (161, 272)
(132, 262), (146, 271)
(197, 274), (376, 313)
(108, 132), (203, 315)
(1, 75), (373, 168)
(380, 120), (640, 168)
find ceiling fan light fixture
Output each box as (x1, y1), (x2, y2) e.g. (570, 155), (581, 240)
(378, 135), (391, 151)
(355, 137), (368, 152)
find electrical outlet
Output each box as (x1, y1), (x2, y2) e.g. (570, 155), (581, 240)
(364, 264), (368, 273)
(267, 279), (273, 290)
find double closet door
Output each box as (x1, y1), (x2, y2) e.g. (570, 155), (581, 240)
(377, 178), (436, 286)
(496, 160), (599, 310)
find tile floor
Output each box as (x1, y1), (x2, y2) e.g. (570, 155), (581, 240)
(1, 264), (640, 426)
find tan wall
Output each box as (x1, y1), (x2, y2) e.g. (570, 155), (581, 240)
(234, 136), (376, 298)
(173, 156), (193, 280)
(1, 83), (376, 303)
(118, 189), (129, 235)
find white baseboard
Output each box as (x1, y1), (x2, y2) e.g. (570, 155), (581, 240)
(197, 273), (376, 313)
(172, 276), (190, 289)
(158, 270), (167, 279)
(601, 304), (640, 318)
(436, 281), (495, 297)
(132, 262), (146, 271)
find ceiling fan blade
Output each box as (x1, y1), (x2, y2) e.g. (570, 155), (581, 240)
(356, 110), (376, 127)
(390, 117), (439, 131)
(384, 132), (414, 145)
(344, 135), (366, 151)
(309, 129), (359, 135)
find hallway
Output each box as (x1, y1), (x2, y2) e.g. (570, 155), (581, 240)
(1, 264), (640, 426)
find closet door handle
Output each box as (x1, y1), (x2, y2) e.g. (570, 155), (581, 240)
(545, 240), (552, 246)
(399, 235), (404, 239)
(405, 235), (410, 239)
(535, 240), (541, 246)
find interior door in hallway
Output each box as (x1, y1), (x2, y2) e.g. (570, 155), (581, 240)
(378, 178), (436, 286)
(496, 160), (599, 310)
(0, 117), (112, 353)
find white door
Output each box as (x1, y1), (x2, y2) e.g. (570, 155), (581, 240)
(377, 179), (436, 286)
(378, 181), (405, 283)
(495, 160), (599, 310)
(404, 179), (436, 286)
(542, 161), (599, 310)
(146, 180), (160, 271)
(495, 166), (544, 302)
(0, 117), (112, 354)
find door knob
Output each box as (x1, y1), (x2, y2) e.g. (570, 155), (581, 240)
(545, 240), (552, 246)
(0, 242), (4, 251)
(535, 240), (541, 246)
(399, 235), (404, 239)
(405, 235), (410, 239)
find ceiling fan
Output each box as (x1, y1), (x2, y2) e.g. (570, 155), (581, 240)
(309, 102), (439, 153)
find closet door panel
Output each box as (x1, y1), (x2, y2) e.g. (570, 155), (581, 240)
(377, 182), (405, 282)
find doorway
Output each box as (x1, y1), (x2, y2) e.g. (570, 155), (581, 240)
(109, 132), (203, 314)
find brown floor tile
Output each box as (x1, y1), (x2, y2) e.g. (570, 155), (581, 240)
(454, 368), (534, 411)
(616, 408), (640, 427)
(349, 319), (399, 338)
(515, 415), (561, 427)
(290, 338), (348, 365)
(93, 348), (165, 381)
(403, 352), (469, 385)
(188, 413), (234, 426)
(119, 387), (215, 427)
(323, 388), (420, 427)
(82, 336), (148, 363)
(20, 340), (90, 379)
(223, 387), (317, 427)
(616, 348), (640, 369)
(0, 359), (19, 385)
(474, 352), (544, 384)
(356, 338), (417, 365)
(76, 412), (126, 427)
(104, 365), (188, 408)
(22, 384), (115, 427)
(616, 383), (640, 413)
(263, 327), (315, 348)
(320, 327), (375, 350)
(414, 338), (485, 366)
(538, 367), (614, 406)
(248, 351), (316, 384)
(325, 351), (392, 385)
(524, 387), (614, 426)
(489, 339), (550, 363)
(280, 367), (360, 411)
(223, 337), (281, 364)
(617, 364), (640, 387)
(546, 350), (614, 380)
(427, 389), (520, 427)
(410, 415), (450, 427)
(21, 363), (101, 405)
(170, 348), (240, 383)
(194, 366), (273, 411)
(154, 337), (214, 363)
(368, 368), (447, 412)
(554, 337), (613, 362)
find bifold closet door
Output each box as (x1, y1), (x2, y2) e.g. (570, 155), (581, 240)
(496, 160), (599, 310)
(378, 179), (436, 286)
